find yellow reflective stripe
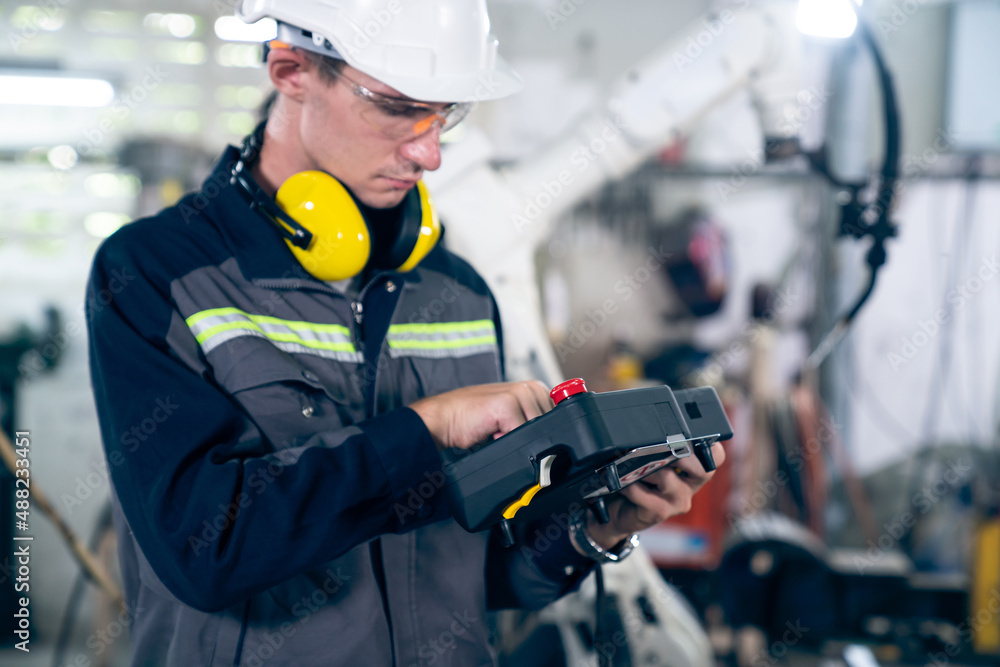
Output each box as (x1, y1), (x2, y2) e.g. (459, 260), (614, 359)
(386, 319), (497, 358)
(259, 332), (355, 352)
(387, 319), (494, 335)
(388, 335), (496, 350)
(186, 307), (243, 327)
(186, 307), (355, 353)
(187, 308), (351, 336)
(193, 320), (261, 344)
(249, 316), (350, 336)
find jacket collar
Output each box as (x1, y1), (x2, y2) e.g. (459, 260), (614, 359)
(202, 145), (309, 284)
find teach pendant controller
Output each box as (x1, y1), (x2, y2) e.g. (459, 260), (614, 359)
(442, 378), (733, 547)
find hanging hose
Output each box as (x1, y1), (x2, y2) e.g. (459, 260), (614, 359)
(806, 18), (902, 370)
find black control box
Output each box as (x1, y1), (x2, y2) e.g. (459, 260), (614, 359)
(442, 379), (733, 541)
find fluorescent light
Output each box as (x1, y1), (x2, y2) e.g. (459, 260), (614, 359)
(166, 14), (197, 38)
(144, 13), (198, 38)
(47, 145), (78, 170)
(215, 16), (277, 42)
(85, 173), (141, 198)
(0, 74), (115, 107)
(84, 212), (130, 238)
(796, 0), (858, 39)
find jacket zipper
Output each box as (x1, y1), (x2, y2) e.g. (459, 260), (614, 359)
(353, 270), (399, 665)
(350, 300), (364, 350)
(243, 272), (402, 665)
(350, 270), (394, 352)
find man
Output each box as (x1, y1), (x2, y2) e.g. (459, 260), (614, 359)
(86, 1), (724, 665)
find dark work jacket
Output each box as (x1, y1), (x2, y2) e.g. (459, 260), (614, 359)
(86, 147), (593, 667)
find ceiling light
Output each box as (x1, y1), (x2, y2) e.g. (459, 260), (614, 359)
(214, 16), (277, 42)
(796, 0), (859, 39)
(0, 73), (115, 107)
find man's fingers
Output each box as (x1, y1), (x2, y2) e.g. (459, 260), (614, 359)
(492, 393), (530, 437)
(672, 442), (725, 489)
(513, 381), (551, 422)
(619, 481), (677, 526)
(624, 466), (696, 518)
(527, 380), (554, 413)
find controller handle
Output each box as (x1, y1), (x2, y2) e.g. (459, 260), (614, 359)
(693, 441), (717, 472)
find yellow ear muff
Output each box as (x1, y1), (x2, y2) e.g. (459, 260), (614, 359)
(274, 170), (371, 281)
(397, 181), (441, 273)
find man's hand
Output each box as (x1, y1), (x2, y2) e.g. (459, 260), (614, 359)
(585, 442), (726, 549)
(410, 381), (553, 449)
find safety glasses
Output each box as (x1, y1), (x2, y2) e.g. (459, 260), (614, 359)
(336, 70), (474, 140)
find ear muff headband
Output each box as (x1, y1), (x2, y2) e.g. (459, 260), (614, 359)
(397, 181), (441, 272)
(232, 123), (440, 281)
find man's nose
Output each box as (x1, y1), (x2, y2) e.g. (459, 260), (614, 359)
(400, 124), (442, 172)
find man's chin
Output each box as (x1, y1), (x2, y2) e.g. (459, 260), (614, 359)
(358, 185), (412, 209)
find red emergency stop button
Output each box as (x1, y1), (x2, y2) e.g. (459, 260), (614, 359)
(550, 378), (588, 405)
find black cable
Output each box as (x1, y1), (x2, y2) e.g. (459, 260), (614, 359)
(594, 564), (609, 667)
(806, 18), (902, 369)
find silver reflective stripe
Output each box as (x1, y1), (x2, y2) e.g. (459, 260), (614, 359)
(386, 319), (498, 359)
(186, 307), (363, 362)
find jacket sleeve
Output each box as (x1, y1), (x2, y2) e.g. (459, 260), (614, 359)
(480, 285), (597, 609)
(484, 512), (597, 610)
(86, 237), (446, 613)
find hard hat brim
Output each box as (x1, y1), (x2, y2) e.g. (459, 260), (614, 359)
(371, 55), (523, 104)
(253, 12), (522, 104)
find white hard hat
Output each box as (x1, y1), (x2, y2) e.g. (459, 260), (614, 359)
(237, 0), (522, 103)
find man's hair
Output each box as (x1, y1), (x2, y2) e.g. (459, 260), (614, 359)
(300, 49), (346, 84)
(258, 48), (346, 122)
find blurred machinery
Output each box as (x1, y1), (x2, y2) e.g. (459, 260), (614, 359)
(423, 0), (974, 663)
(428, 3), (804, 386)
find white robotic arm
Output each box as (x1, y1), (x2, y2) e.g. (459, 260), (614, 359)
(429, 3), (803, 384)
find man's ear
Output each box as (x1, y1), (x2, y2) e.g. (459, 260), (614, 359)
(267, 47), (309, 102)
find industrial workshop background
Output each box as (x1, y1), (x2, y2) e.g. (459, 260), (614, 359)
(2, 0), (1000, 666)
